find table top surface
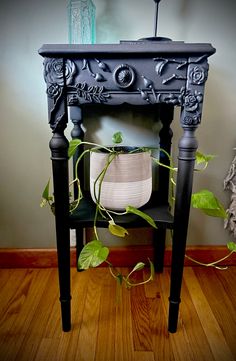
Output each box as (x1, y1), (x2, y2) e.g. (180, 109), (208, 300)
(39, 41), (216, 57)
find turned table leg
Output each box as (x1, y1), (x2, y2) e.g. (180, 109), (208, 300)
(50, 132), (71, 332)
(168, 127), (198, 333)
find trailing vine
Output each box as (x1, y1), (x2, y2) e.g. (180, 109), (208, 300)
(41, 132), (236, 288)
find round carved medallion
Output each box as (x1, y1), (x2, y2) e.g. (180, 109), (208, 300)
(113, 64), (135, 88)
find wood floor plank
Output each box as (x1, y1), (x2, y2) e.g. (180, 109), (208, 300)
(55, 268), (89, 360)
(130, 271), (153, 352)
(158, 268), (200, 361)
(0, 269), (52, 361)
(148, 296), (175, 361)
(178, 275), (215, 361)
(74, 268), (103, 361)
(193, 267), (236, 358)
(0, 269), (53, 361)
(0, 269), (28, 320)
(13, 269), (58, 361)
(0, 267), (236, 361)
(0, 335), (26, 361)
(0, 269), (29, 336)
(215, 265), (236, 302)
(133, 351), (155, 361)
(7, 269), (52, 337)
(34, 338), (60, 361)
(115, 268), (134, 361)
(184, 267), (235, 361)
(145, 270), (175, 361)
(94, 270), (116, 361)
(0, 269), (14, 289)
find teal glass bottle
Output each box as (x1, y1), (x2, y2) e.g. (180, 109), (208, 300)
(67, 0), (96, 44)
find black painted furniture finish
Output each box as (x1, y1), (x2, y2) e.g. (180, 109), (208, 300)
(39, 41), (215, 333)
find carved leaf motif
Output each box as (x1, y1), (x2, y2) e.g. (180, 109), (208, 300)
(138, 88), (150, 102)
(142, 76), (153, 88)
(162, 74), (187, 84)
(93, 95), (100, 102)
(67, 94), (78, 105)
(95, 59), (111, 72)
(154, 59), (168, 75)
(75, 82), (110, 103)
(163, 93), (181, 105)
(88, 85), (95, 92)
(86, 93), (92, 102)
(82, 59), (106, 82)
(93, 73), (105, 82)
(82, 59), (87, 70)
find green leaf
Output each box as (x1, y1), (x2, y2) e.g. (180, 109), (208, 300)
(126, 206), (157, 229)
(68, 139), (82, 158)
(108, 221), (129, 237)
(227, 241), (236, 252)
(78, 240), (109, 270)
(149, 259), (155, 281)
(125, 262), (146, 286)
(195, 151), (216, 165)
(125, 259), (155, 288)
(42, 179), (51, 201)
(191, 189), (227, 219)
(40, 199), (48, 208)
(112, 131), (123, 144)
(130, 262), (145, 274)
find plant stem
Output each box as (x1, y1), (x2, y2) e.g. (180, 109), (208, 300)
(151, 157), (177, 172)
(69, 181), (83, 213)
(93, 152), (117, 239)
(108, 263), (120, 279)
(185, 250), (234, 269)
(77, 141), (113, 154)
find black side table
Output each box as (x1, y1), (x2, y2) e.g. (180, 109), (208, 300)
(39, 41), (215, 333)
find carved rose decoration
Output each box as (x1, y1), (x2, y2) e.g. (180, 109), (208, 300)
(46, 83), (61, 99)
(183, 90), (203, 112)
(189, 65), (208, 85)
(44, 58), (76, 86)
(183, 112), (201, 125)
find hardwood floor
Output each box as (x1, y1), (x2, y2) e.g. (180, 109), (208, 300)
(0, 266), (235, 361)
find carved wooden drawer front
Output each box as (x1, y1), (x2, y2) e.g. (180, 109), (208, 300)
(41, 43), (213, 131)
(64, 56), (189, 106)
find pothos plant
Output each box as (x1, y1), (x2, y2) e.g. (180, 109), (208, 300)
(41, 131), (236, 288)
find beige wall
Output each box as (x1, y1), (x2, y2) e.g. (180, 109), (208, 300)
(0, 0), (235, 248)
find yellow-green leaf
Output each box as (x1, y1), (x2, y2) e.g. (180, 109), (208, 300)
(195, 151), (216, 165)
(126, 206), (157, 229)
(68, 139), (82, 158)
(191, 189), (227, 219)
(42, 179), (51, 200)
(129, 262), (145, 274)
(227, 241), (236, 252)
(112, 131), (123, 144)
(108, 221), (128, 237)
(78, 240), (109, 270)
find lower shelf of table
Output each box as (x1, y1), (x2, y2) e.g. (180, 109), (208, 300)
(69, 195), (174, 229)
